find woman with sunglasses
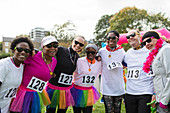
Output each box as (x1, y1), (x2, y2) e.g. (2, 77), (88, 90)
(46, 35), (85, 113)
(71, 44), (101, 113)
(124, 30), (154, 113)
(0, 37), (33, 113)
(142, 31), (170, 113)
(10, 36), (58, 113)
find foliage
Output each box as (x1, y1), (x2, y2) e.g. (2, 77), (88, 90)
(146, 12), (170, 30)
(0, 52), (13, 59)
(16, 34), (30, 38)
(0, 42), (2, 51)
(93, 14), (113, 46)
(50, 20), (76, 43)
(109, 6), (170, 33)
(121, 43), (131, 52)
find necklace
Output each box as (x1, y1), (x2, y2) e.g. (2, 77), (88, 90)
(42, 52), (53, 75)
(68, 48), (76, 65)
(106, 45), (122, 58)
(86, 59), (92, 71)
(134, 45), (143, 50)
(143, 38), (163, 73)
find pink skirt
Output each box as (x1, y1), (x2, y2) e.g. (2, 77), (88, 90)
(10, 85), (51, 113)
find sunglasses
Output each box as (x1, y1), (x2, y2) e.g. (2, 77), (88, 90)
(126, 32), (136, 39)
(14, 47), (31, 53)
(142, 38), (152, 46)
(106, 36), (117, 40)
(46, 44), (58, 48)
(86, 51), (96, 54)
(74, 40), (84, 47)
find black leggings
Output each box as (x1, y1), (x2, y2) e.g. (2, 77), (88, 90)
(73, 106), (93, 113)
(125, 94), (152, 113)
(46, 107), (67, 113)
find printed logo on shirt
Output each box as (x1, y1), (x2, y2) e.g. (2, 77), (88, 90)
(107, 62), (123, 70)
(3, 87), (17, 99)
(58, 73), (73, 85)
(126, 69), (140, 79)
(27, 76), (47, 93)
(82, 75), (96, 85)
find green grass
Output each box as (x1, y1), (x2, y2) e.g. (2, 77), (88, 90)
(66, 97), (126, 113)
(43, 96), (126, 113)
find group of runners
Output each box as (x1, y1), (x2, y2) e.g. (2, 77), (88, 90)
(0, 29), (170, 113)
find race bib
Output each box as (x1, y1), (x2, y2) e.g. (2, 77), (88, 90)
(58, 73), (73, 85)
(3, 87), (17, 99)
(82, 75), (96, 85)
(147, 71), (155, 77)
(27, 76), (47, 93)
(107, 62), (122, 70)
(127, 69), (140, 79)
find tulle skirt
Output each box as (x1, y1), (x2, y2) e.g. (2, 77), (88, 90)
(46, 82), (75, 109)
(10, 85), (51, 113)
(71, 84), (100, 107)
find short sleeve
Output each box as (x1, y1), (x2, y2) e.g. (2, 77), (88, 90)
(0, 59), (9, 83)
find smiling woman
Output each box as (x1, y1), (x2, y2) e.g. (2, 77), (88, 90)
(0, 37), (34, 113)
(46, 35), (85, 113)
(71, 44), (101, 113)
(10, 36), (58, 113)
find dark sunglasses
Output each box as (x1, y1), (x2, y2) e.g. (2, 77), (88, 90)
(74, 40), (84, 47)
(14, 47), (31, 53)
(126, 32), (136, 39)
(142, 38), (152, 46)
(86, 51), (96, 54)
(106, 36), (117, 40)
(46, 44), (58, 48)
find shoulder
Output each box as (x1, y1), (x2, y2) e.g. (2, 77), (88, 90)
(99, 47), (106, 53)
(77, 57), (86, 62)
(0, 57), (11, 65)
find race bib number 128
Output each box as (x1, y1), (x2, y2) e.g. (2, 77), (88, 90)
(27, 77), (47, 93)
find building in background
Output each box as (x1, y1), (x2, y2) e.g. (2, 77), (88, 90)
(2, 37), (15, 53)
(2, 27), (49, 53)
(29, 27), (49, 50)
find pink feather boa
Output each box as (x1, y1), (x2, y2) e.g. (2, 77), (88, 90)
(143, 38), (164, 73)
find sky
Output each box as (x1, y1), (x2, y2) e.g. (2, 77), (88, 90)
(0, 0), (169, 41)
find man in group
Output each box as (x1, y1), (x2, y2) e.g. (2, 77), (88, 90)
(99, 30), (126, 113)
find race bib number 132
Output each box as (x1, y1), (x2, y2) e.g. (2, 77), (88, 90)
(27, 76), (47, 93)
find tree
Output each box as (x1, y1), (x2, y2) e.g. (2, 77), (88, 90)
(109, 6), (170, 33)
(93, 14), (113, 46)
(50, 20), (76, 43)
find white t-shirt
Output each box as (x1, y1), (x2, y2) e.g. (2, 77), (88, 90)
(0, 57), (24, 113)
(124, 47), (154, 95)
(73, 57), (101, 87)
(99, 46), (125, 96)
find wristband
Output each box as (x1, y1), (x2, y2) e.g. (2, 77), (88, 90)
(159, 102), (168, 109)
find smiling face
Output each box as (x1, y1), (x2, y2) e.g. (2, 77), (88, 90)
(127, 30), (140, 48)
(106, 32), (118, 48)
(43, 42), (58, 57)
(13, 42), (30, 64)
(86, 47), (97, 61)
(72, 36), (85, 52)
(143, 37), (158, 51)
